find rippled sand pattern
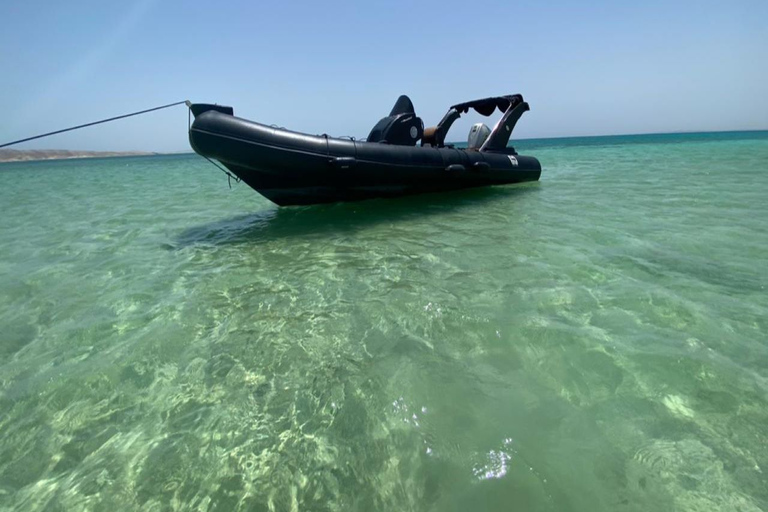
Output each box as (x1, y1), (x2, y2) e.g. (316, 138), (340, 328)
(1, 134), (767, 511)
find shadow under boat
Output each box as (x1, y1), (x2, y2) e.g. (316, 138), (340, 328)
(174, 183), (540, 247)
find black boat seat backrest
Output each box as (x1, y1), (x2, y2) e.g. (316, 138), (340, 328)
(389, 95), (415, 116)
(367, 95), (423, 146)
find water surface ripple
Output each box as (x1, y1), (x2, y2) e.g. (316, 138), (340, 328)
(1, 133), (767, 511)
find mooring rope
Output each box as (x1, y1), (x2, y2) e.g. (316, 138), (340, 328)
(201, 154), (240, 189)
(0, 99), (244, 188)
(0, 100), (190, 149)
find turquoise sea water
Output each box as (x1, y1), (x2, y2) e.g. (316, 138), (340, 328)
(1, 131), (767, 511)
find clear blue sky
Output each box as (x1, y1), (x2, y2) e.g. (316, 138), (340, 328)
(1, 0), (766, 152)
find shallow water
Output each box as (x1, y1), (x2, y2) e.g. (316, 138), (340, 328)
(1, 132), (767, 511)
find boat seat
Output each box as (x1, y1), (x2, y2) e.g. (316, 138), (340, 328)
(367, 95), (423, 146)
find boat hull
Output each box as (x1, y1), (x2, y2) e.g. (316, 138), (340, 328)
(189, 110), (541, 206)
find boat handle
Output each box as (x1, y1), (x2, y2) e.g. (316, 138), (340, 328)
(331, 157), (356, 169)
(445, 164), (465, 172)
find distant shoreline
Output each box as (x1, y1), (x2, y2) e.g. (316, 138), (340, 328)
(0, 149), (163, 163)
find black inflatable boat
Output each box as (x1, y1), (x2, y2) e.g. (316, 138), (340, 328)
(188, 94), (541, 206)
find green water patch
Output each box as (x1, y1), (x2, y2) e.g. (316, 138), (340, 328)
(1, 137), (767, 510)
